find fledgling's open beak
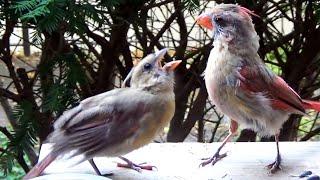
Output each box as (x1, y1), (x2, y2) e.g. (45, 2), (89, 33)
(154, 48), (167, 67)
(154, 48), (181, 71)
(196, 12), (213, 30)
(155, 48), (167, 59)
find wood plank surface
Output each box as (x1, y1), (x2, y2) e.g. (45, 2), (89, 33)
(33, 142), (320, 180)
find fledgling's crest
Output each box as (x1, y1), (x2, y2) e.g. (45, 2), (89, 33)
(123, 49), (181, 92)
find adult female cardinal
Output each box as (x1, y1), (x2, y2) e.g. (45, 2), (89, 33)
(196, 4), (320, 173)
(23, 49), (181, 179)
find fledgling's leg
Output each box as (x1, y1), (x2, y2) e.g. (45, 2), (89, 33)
(267, 134), (282, 173)
(117, 156), (156, 172)
(199, 120), (238, 167)
(88, 159), (113, 176)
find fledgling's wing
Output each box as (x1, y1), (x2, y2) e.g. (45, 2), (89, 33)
(49, 88), (154, 159)
(237, 63), (305, 113)
(53, 88), (127, 130)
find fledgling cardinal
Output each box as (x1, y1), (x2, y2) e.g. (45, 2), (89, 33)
(196, 4), (320, 173)
(23, 49), (181, 179)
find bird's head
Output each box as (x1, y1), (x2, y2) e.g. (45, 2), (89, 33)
(123, 49), (181, 93)
(196, 4), (259, 48)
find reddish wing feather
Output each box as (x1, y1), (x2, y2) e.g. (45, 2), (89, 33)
(302, 100), (320, 112)
(238, 65), (305, 113)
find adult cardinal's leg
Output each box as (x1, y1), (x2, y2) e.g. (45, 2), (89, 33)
(199, 120), (238, 167)
(267, 134), (281, 173)
(117, 156), (156, 172)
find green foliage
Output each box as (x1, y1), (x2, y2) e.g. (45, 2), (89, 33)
(265, 47), (288, 75)
(0, 101), (38, 177)
(30, 31), (43, 45)
(66, 2), (104, 34)
(13, 1), (39, 13)
(0, 133), (25, 179)
(12, 0), (145, 34)
(13, 0), (66, 33)
(182, 0), (200, 13)
(0, 133), (14, 177)
(0, 152), (15, 178)
(41, 53), (86, 116)
(10, 101), (38, 155)
(12, 0), (200, 34)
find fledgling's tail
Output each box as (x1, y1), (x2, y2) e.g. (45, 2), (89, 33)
(302, 100), (320, 112)
(23, 152), (58, 180)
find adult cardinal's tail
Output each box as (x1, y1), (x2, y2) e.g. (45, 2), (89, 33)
(23, 152), (58, 180)
(302, 100), (320, 112)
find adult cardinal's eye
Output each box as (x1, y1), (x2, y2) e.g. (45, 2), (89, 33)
(214, 16), (223, 23)
(144, 63), (152, 70)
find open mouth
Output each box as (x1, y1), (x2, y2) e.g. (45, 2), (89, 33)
(154, 48), (181, 71)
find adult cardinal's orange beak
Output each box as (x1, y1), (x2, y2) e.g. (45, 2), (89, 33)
(196, 13), (213, 30)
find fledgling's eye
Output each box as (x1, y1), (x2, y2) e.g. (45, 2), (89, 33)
(144, 63), (152, 70)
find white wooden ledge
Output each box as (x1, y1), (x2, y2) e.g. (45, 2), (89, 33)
(32, 142), (320, 180)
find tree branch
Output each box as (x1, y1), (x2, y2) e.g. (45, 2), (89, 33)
(173, 1), (188, 60)
(0, 87), (21, 102)
(141, 0), (174, 10)
(146, 10), (179, 53)
(0, 126), (13, 140)
(300, 127), (320, 141)
(1, 19), (23, 94)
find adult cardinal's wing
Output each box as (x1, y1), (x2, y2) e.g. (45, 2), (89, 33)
(50, 89), (153, 158)
(237, 63), (305, 113)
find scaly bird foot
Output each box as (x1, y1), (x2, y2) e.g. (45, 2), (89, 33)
(266, 155), (282, 174)
(117, 162), (156, 172)
(117, 157), (156, 172)
(199, 152), (227, 167)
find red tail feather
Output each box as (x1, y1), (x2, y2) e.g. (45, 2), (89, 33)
(302, 100), (320, 112)
(23, 152), (57, 180)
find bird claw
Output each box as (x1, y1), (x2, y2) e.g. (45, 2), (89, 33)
(267, 161), (281, 174)
(199, 152), (227, 167)
(266, 155), (282, 174)
(117, 162), (156, 172)
(117, 156), (156, 172)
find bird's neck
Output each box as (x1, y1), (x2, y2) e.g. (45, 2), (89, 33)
(141, 85), (175, 100)
(205, 33), (261, 78)
(216, 29), (260, 57)
(205, 41), (238, 77)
